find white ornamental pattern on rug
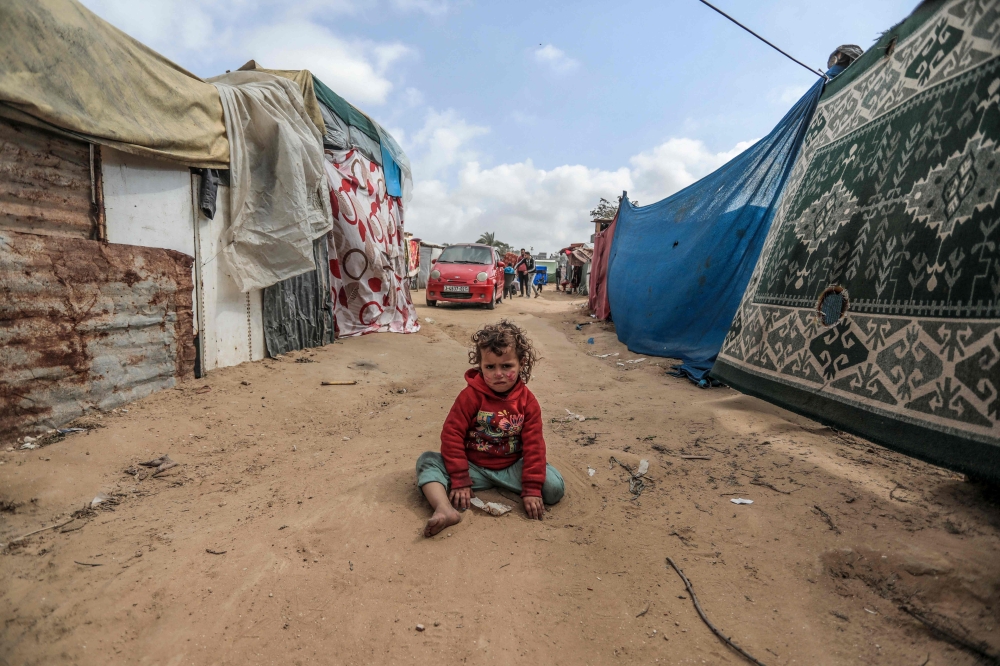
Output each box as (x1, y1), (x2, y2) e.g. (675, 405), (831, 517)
(720, 306), (999, 443)
(323, 149), (419, 337)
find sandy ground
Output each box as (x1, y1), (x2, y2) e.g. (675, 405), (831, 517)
(2, 291), (999, 666)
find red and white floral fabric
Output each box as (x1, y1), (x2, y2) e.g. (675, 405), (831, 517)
(323, 149), (419, 337)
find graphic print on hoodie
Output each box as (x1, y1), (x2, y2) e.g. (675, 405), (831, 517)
(472, 409), (525, 454)
(439, 368), (547, 497)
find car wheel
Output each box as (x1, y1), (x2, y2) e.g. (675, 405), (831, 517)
(486, 291), (496, 310)
(426, 299), (437, 307)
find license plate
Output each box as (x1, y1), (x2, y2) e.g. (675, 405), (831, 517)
(443, 285), (470, 293)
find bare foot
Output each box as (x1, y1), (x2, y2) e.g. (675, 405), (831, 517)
(423, 507), (461, 537)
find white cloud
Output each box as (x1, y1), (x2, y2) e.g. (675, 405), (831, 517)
(81, 0), (412, 106)
(628, 138), (756, 204)
(533, 45), (579, 74)
(409, 161), (630, 252)
(402, 87), (425, 107)
(775, 84), (810, 104)
(509, 110), (537, 125)
(409, 109), (490, 178)
(82, 0), (221, 53)
(391, 0), (451, 15)
(406, 114), (754, 252)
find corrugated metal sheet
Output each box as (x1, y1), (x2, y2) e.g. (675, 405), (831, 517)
(0, 230), (195, 440)
(262, 237), (335, 356)
(0, 116), (95, 239)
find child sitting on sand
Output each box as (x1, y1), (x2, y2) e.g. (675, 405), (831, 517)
(416, 320), (564, 537)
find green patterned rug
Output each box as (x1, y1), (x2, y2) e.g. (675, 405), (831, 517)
(712, 0), (1000, 481)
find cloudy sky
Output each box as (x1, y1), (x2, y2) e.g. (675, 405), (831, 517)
(82, 0), (916, 253)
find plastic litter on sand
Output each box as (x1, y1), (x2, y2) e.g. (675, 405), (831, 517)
(470, 497), (512, 516)
(730, 498), (754, 505)
(636, 459), (649, 476)
(564, 409), (586, 422)
(90, 493), (111, 508)
(588, 467), (596, 477)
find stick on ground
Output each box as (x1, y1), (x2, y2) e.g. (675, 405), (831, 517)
(813, 505), (841, 534)
(899, 605), (1000, 664)
(6, 518), (76, 545)
(666, 557), (767, 666)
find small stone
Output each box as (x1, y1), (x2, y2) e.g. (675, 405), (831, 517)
(433, 621), (440, 627)
(269, 593), (273, 597)
(416, 624), (425, 632)
(292, 445), (297, 452)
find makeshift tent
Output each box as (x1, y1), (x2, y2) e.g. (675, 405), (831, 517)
(0, 0), (228, 167)
(418, 242), (447, 289)
(313, 76), (413, 202)
(606, 77), (824, 383)
(713, 0), (1000, 481)
(234, 61), (325, 136)
(589, 213), (617, 320)
(324, 149), (419, 337)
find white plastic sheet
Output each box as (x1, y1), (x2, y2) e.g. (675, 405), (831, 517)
(211, 71), (333, 292)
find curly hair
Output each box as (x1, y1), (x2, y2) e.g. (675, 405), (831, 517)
(468, 319), (538, 383)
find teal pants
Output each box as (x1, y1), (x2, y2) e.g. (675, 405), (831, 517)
(416, 451), (565, 505)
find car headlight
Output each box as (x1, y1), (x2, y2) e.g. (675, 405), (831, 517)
(430, 270), (440, 280)
(476, 272), (488, 282)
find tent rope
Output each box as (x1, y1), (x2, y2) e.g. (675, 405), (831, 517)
(697, 0), (829, 80)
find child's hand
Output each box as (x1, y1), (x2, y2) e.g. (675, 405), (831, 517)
(449, 486), (471, 510)
(523, 496), (544, 520)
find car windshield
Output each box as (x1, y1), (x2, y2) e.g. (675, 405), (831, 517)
(437, 246), (493, 265)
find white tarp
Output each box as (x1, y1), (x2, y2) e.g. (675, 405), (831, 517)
(210, 71), (333, 292)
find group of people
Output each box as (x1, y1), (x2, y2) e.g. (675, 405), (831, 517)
(504, 249), (545, 299)
(500, 248), (581, 299)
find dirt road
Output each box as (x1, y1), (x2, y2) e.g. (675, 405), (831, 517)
(2, 293), (998, 665)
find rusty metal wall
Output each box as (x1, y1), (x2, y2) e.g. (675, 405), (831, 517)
(0, 230), (195, 440)
(0, 116), (95, 239)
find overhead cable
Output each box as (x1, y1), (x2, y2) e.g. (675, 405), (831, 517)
(697, 0), (828, 80)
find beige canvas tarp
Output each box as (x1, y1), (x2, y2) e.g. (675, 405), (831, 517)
(0, 0), (229, 167)
(210, 71), (333, 292)
(235, 61), (326, 138)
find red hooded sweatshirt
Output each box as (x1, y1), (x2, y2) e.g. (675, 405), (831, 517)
(440, 368), (546, 498)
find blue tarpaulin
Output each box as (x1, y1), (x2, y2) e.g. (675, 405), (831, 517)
(606, 77), (825, 385)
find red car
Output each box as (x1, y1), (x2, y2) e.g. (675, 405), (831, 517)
(426, 243), (506, 309)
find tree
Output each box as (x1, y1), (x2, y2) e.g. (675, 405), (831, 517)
(476, 231), (512, 256)
(589, 197), (618, 220)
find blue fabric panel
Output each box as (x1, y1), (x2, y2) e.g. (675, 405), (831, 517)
(606, 78), (825, 379)
(381, 143), (402, 197)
